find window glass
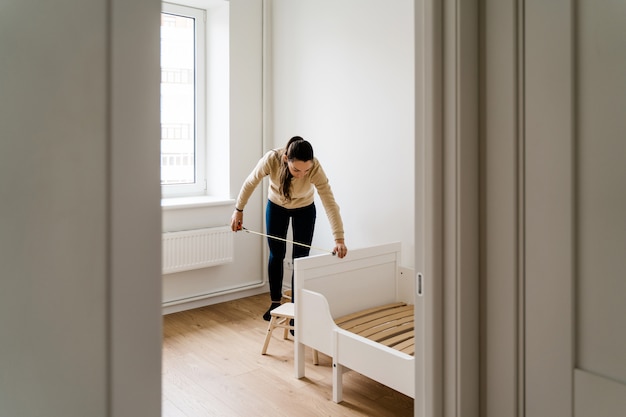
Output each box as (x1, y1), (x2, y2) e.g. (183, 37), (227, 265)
(160, 1), (231, 200)
(161, 11), (196, 186)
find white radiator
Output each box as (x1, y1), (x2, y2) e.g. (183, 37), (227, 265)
(162, 226), (233, 274)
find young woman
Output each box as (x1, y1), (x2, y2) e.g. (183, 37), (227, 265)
(231, 136), (348, 320)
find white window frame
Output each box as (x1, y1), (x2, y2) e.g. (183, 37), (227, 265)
(161, 2), (207, 198)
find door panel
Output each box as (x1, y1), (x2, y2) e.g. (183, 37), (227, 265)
(483, 0), (626, 415)
(576, 0), (626, 387)
(525, 0), (626, 416)
(575, 370), (626, 417)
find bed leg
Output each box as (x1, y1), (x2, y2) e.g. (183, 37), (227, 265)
(332, 361), (343, 403)
(295, 342), (305, 378)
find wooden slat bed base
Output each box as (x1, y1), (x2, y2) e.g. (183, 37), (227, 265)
(335, 303), (415, 356)
(334, 302), (407, 326)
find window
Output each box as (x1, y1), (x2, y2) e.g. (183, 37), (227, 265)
(160, 3), (207, 197)
(161, 1), (254, 203)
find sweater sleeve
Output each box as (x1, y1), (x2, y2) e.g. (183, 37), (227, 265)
(310, 161), (345, 241)
(235, 151), (274, 210)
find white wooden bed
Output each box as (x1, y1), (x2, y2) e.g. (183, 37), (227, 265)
(294, 242), (416, 402)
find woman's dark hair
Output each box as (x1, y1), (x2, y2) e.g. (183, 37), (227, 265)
(279, 136), (314, 201)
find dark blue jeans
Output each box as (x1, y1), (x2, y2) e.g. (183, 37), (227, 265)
(266, 200), (316, 302)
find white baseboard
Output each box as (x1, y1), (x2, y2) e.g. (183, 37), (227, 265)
(162, 284), (269, 315)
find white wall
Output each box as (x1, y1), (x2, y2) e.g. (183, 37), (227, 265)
(270, 0), (415, 266)
(0, 0), (162, 416)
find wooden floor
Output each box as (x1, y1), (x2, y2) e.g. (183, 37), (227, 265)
(162, 293), (414, 417)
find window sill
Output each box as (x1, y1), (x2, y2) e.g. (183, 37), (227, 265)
(161, 196), (234, 211)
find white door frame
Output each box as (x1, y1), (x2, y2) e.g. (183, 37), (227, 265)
(415, 0), (480, 416)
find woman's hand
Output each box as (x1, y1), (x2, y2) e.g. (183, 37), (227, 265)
(333, 239), (348, 258)
(231, 210), (243, 231)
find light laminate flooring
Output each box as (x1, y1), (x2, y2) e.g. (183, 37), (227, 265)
(162, 293), (414, 417)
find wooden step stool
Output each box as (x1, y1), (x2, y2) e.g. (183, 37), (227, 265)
(261, 302), (319, 365)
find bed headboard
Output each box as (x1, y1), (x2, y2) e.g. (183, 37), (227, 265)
(294, 242), (404, 318)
